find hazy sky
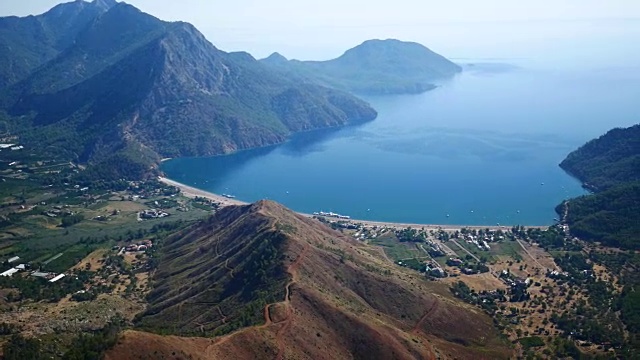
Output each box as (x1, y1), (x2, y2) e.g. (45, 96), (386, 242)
(2, 1), (640, 63)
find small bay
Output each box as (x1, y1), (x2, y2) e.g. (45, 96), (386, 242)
(162, 62), (640, 226)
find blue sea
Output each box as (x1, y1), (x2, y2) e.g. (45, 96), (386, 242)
(162, 60), (640, 226)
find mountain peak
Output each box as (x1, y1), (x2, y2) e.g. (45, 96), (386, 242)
(335, 38), (461, 79)
(251, 199), (282, 210)
(92, 0), (118, 10)
(341, 38), (437, 60)
(248, 199), (295, 217)
(263, 52), (288, 64)
(360, 38), (412, 46)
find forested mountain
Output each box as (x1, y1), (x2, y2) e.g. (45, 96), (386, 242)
(116, 200), (511, 359)
(559, 124), (640, 250)
(261, 39), (462, 95)
(560, 124), (640, 191)
(0, 0), (116, 89)
(557, 124), (640, 356)
(562, 182), (640, 250)
(0, 0), (377, 179)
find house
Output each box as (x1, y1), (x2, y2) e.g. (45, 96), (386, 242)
(49, 274), (65, 283)
(0, 268), (19, 277)
(31, 271), (52, 278)
(126, 245), (138, 252)
(140, 209), (159, 219)
(140, 209), (169, 219)
(7, 256), (19, 263)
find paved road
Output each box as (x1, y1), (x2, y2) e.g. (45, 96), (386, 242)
(43, 252), (64, 265)
(515, 238), (547, 271)
(417, 244), (434, 259)
(449, 239), (481, 262)
(435, 241), (458, 257)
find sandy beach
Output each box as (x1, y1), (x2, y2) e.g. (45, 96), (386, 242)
(158, 176), (545, 231)
(158, 177), (248, 207)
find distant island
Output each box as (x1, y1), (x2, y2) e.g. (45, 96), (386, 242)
(261, 39), (462, 95)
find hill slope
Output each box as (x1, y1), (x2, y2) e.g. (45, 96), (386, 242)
(0, 1), (377, 179)
(559, 124), (640, 250)
(562, 182), (640, 250)
(114, 200), (511, 360)
(0, 0), (115, 89)
(261, 39), (461, 95)
(560, 124), (640, 191)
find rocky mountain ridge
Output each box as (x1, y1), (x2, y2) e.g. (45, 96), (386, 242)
(0, 1), (377, 179)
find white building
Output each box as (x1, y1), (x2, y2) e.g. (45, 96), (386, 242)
(49, 274), (66, 283)
(1, 268), (19, 277)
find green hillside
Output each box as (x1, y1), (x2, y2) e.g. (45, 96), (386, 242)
(559, 124), (640, 250)
(0, 1), (377, 180)
(0, 0), (114, 89)
(562, 182), (640, 250)
(560, 124), (640, 191)
(557, 124), (640, 354)
(138, 202), (289, 336)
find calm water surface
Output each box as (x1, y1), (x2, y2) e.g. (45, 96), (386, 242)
(162, 62), (640, 225)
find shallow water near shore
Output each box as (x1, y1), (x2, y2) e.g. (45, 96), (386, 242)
(162, 61), (640, 226)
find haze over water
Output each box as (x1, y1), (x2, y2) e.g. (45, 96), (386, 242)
(163, 26), (640, 226)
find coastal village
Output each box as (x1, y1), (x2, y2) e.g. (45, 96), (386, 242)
(313, 213), (623, 356)
(0, 152), (630, 358)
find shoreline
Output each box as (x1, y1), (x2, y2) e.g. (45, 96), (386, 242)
(158, 176), (248, 207)
(158, 176), (547, 231)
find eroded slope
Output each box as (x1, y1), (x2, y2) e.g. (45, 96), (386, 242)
(115, 201), (511, 359)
